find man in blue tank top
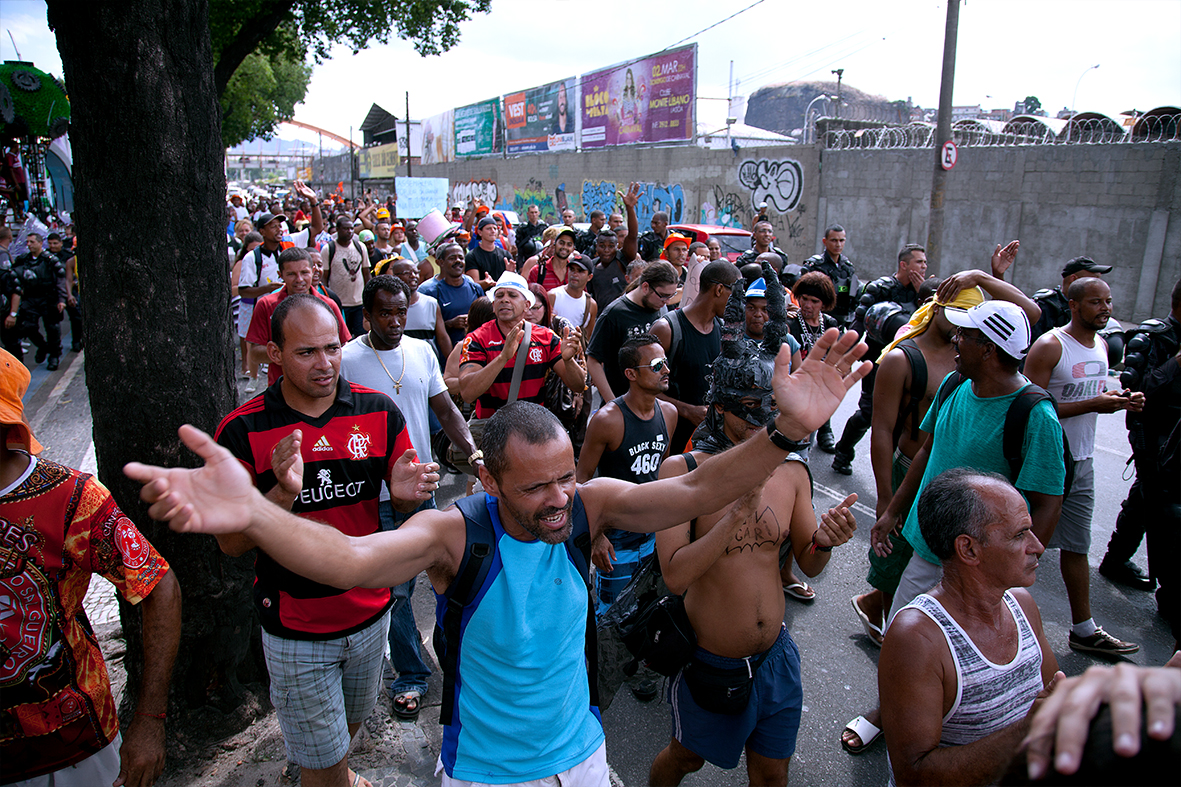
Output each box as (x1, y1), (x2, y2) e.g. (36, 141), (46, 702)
(880, 468), (1060, 787)
(125, 327), (874, 786)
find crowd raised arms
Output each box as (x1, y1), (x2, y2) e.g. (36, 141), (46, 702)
(6, 178), (1176, 786)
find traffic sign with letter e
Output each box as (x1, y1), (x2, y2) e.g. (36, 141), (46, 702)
(941, 140), (958, 170)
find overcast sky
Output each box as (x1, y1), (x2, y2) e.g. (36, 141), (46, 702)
(4, 0), (1179, 148)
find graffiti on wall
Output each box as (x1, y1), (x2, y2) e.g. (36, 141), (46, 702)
(738, 158), (803, 214)
(449, 179), (498, 209)
(581, 180), (620, 217)
(700, 186), (750, 229)
(507, 179), (556, 222)
(635, 182), (685, 226)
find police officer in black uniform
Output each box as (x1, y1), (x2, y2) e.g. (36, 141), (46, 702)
(735, 220), (789, 272)
(830, 244), (927, 474)
(47, 232), (81, 353)
(13, 232), (66, 370)
(637, 211), (670, 262)
(802, 224), (860, 328)
(1100, 279), (1181, 592)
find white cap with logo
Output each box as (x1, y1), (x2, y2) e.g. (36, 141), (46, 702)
(492, 271), (536, 307)
(944, 301), (1032, 359)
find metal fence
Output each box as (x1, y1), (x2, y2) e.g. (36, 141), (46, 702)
(823, 115), (1180, 150)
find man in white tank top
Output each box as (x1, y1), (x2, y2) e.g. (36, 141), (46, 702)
(880, 468), (1061, 787)
(1025, 277), (1143, 656)
(548, 257), (597, 338)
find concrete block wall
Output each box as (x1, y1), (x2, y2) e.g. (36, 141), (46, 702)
(818, 142), (1181, 320)
(361, 139), (1179, 322)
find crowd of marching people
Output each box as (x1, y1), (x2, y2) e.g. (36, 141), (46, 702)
(3, 177), (1177, 787)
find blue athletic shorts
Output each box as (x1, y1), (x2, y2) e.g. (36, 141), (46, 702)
(669, 625), (802, 769)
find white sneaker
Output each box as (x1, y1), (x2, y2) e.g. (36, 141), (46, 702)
(245, 378), (258, 393)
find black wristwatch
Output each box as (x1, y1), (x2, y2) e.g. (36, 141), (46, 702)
(766, 423), (809, 453)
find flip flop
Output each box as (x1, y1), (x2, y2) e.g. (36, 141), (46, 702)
(392, 689), (422, 721)
(850, 596), (884, 647)
(783, 581), (815, 602)
(841, 714), (883, 755)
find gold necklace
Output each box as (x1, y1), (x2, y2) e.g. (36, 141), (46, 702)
(367, 335), (406, 394)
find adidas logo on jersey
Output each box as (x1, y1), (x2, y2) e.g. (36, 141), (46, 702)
(311, 435), (333, 452)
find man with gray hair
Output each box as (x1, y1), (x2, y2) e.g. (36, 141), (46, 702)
(880, 468), (1061, 787)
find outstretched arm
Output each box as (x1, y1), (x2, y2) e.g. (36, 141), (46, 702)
(125, 426), (446, 590)
(582, 328), (870, 534)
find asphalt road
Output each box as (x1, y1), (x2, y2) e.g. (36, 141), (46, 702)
(24, 349), (1174, 787)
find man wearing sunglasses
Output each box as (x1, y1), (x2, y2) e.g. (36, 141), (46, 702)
(587, 261), (679, 403)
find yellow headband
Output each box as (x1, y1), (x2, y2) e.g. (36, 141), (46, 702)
(878, 286), (986, 362)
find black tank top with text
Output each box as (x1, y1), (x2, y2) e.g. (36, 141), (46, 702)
(597, 397), (669, 551)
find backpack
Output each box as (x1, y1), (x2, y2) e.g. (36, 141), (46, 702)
(326, 237), (367, 273)
(894, 339), (927, 444)
(434, 493), (597, 726)
(935, 372), (1075, 496)
(249, 241), (294, 287)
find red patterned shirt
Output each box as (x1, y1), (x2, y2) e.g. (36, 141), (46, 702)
(0, 456), (169, 781)
(460, 320), (562, 418)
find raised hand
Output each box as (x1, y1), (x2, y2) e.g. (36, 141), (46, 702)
(388, 449), (440, 504)
(991, 240), (1019, 279)
(502, 320), (526, 359)
(124, 425), (261, 535)
(815, 492), (858, 548)
(771, 328), (871, 441)
(621, 182), (641, 209)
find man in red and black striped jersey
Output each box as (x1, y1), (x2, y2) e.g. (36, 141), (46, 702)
(457, 271), (587, 418)
(214, 293), (440, 787)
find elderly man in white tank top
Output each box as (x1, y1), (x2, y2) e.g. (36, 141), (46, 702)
(880, 468), (1061, 787)
(1025, 276), (1143, 657)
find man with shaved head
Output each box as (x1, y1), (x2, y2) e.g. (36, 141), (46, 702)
(1024, 276), (1142, 656)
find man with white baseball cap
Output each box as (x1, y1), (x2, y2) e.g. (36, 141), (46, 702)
(870, 279), (1065, 632)
(458, 272), (586, 418)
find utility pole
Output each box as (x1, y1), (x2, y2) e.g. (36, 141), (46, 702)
(405, 91), (412, 177)
(831, 69), (844, 119)
(926, 0), (960, 276)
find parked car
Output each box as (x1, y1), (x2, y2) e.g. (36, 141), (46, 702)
(669, 224), (753, 262)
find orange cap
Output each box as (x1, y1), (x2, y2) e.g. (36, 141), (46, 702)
(0, 350), (42, 454)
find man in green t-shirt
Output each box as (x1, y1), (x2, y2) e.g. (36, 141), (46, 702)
(870, 297), (1065, 627)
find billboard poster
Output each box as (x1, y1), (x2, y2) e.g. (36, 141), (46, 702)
(420, 110), (454, 164)
(454, 98), (502, 157)
(357, 141), (400, 179)
(503, 77), (577, 154)
(580, 43), (696, 149)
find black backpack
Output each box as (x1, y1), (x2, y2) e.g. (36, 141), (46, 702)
(434, 493), (597, 726)
(935, 372), (1075, 497)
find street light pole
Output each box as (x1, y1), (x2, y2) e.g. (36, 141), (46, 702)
(926, 0), (960, 277)
(804, 94), (831, 144)
(831, 69), (844, 119)
(1067, 63), (1100, 142)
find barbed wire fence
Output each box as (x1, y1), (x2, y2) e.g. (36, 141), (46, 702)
(822, 115), (1180, 150)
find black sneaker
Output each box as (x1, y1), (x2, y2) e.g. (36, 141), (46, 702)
(1098, 559), (1154, 591)
(1068, 627), (1139, 656)
(35, 346), (47, 364)
(46, 356), (59, 372)
(832, 453), (853, 475)
(817, 428), (837, 454)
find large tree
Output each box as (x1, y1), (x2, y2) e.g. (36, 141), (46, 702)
(45, 0), (488, 735)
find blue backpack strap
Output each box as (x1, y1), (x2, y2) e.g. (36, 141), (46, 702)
(436, 494), (496, 726)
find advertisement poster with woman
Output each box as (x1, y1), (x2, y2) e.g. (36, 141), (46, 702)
(580, 44), (696, 149)
(503, 77), (577, 154)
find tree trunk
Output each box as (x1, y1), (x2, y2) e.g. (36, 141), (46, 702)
(47, 0), (265, 720)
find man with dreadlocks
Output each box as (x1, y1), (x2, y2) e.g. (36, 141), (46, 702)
(648, 261), (860, 787)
